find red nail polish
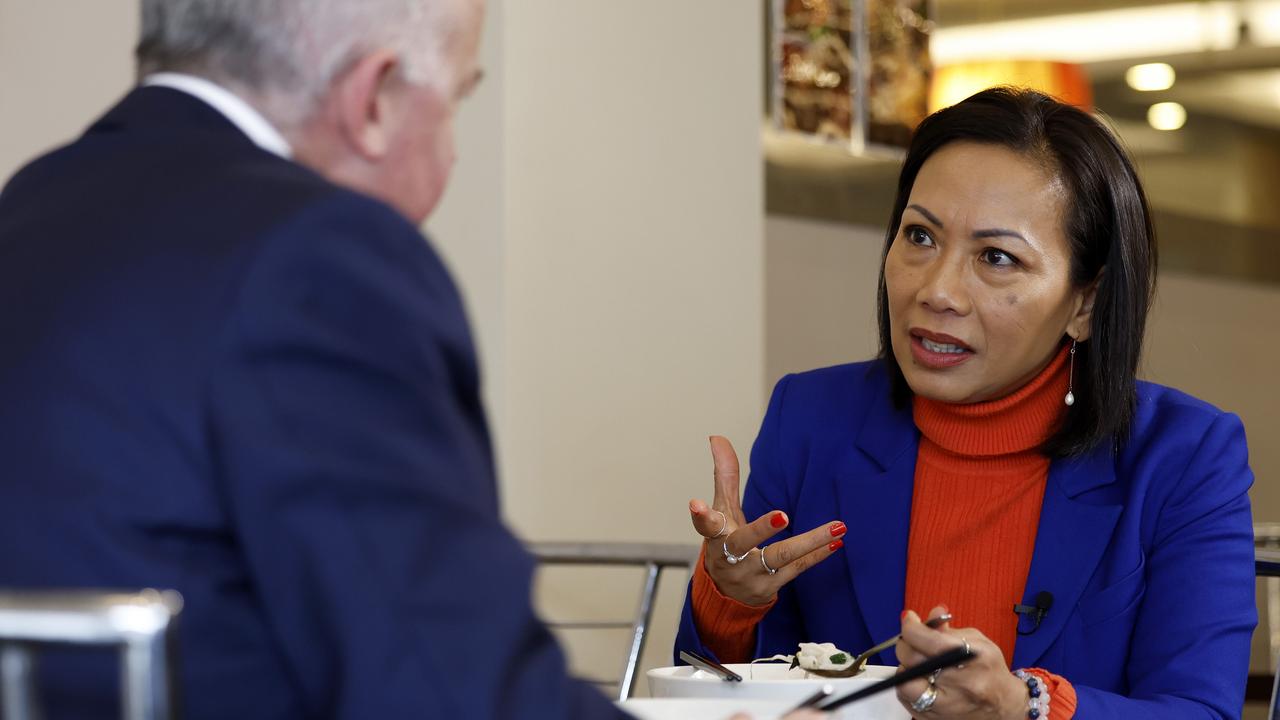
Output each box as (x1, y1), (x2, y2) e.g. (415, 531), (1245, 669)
(830, 522), (847, 537)
(901, 610), (909, 621)
(770, 512), (787, 528)
(828, 539), (844, 552)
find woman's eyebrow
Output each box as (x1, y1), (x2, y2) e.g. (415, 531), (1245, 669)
(907, 204), (1032, 247)
(906, 204), (944, 227)
(973, 228), (1030, 246)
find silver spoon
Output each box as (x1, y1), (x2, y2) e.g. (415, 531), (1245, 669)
(800, 613), (952, 678)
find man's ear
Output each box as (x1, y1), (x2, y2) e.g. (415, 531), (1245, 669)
(332, 49), (402, 161)
(1066, 269), (1102, 342)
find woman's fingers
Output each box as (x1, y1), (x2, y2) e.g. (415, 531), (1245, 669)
(895, 610), (927, 666)
(764, 521), (847, 582)
(926, 604), (951, 627)
(708, 436), (746, 523)
(769, 536), (845, 586)
(900, 607), (963, 657)
(723, 515), (846, 574)
(894, 609), (961, 712)
(688, 498), (729, 539)
(896, 608), (963, 666)
(723, 509), (791, 557)
(894, 614), (1022, 717)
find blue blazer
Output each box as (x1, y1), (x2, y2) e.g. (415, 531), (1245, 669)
(0, 88), (624, 719)
(677, 361), (1256, 719)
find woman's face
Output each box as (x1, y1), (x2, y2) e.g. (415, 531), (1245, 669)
(884, 141), (1094, 404)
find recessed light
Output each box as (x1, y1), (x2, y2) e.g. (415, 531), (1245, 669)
(1148, 102), (1187, 130)
(1126, 63), (1176, 91)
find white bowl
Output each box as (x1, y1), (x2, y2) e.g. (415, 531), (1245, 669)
(646, 663), (909, 720)
(618, 698), (790, 720)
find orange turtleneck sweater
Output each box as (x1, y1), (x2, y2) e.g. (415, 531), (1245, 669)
(690, 345), (1078, 718)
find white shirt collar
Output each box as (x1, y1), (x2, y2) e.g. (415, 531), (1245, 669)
(142, 73), (292, 159)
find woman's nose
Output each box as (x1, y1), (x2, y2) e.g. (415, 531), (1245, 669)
(916, 256), (971, 316)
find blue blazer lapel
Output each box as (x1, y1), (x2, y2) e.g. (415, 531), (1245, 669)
(1011, 447), (1122, 668)
(834, 374), (918, 663)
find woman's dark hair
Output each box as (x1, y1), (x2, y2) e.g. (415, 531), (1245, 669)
(876, 87), (1157, 457)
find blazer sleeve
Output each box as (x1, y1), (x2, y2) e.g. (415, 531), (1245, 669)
(673, 374), (808, 663)
(205, 193), (626, 720)
(1074, 411), (1256, 719)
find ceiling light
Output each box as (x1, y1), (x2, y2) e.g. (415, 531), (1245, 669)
(932, 2), (1280, 65)
(1126, 63), (1176, 91)
(1148, 102), (1187, 130)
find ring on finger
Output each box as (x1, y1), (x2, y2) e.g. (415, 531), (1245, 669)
(760, 546), (778, 575)
(910, 684), (938, 713)
(723, 541), (752, 565)
(711, 510), (728, 538)
(929, 668), (942, 685)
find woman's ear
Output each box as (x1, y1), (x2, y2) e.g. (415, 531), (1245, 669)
(1066, 270), (1103, 342)
(332, 49), (402, 161)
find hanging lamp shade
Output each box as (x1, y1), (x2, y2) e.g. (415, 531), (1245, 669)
(929, 60), (1093, 113)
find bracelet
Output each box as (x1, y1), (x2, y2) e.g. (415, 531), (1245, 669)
(1013, 669), (1051, 719)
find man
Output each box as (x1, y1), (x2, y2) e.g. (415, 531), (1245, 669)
(0, 1), (628, 717)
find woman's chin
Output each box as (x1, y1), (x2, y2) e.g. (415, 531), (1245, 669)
(902, 369), (983, 405)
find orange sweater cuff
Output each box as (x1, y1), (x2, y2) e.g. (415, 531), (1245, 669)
(1024, 668), (1078, 719)
(690, 546), (774, 662)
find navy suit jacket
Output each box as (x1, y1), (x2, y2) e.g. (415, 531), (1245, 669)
(0, 87), (625, 719)
(677, 361), (1256, 719)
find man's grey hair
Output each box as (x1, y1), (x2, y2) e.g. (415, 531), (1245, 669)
(137, 0), (458, 124)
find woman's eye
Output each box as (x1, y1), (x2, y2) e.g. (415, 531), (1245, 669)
(905, 227), (934, 247)
(981, 248), (1018, 267)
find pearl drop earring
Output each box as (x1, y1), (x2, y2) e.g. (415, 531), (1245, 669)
(1065, 339), (1077, 407)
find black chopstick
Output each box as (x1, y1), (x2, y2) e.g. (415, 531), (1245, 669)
(678, 649), (743, 682)
(813, 644), (976, 712)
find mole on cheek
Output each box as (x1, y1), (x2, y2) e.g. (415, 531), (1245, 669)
(1005, 294), (1018, 306)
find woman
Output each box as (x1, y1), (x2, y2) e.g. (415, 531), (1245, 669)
(676, 88), (1255, 719)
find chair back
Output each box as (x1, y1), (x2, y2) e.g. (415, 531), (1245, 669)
(0, 589), (183, 720)
(1257, 538), (1280, 720)
(529, 542), (697, 701)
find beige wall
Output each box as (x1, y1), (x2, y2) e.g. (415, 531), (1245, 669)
(765, 216), (883, 385)
(0, 2), (137, 178)
(437, 0), (767, 688)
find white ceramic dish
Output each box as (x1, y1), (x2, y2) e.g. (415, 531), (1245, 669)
(646, 662), (909, 720)
(617, 698), (790, 720)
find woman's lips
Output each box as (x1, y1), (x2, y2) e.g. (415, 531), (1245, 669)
(908, 330), (974, 369)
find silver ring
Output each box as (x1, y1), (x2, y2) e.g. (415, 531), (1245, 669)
(910, 683), (938, 713)
(723, 541), (751, 565)
(711, 510), (728, 538)
(760, 547), (777, 575)
(957, 638), (971, 670)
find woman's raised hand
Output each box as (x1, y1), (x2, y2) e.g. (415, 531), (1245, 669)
(688, 436), (847, 607)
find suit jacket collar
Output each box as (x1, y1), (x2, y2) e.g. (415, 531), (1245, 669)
(836, 367), (917, 661)
(1011, 447), (1122, 667)
(142, 73), (292, 158)
(834, 365), (1122, 666)
(854, 364), (916, 472)
(88, 85), (265, 152)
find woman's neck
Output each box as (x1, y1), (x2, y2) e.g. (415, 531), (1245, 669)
(911, 344), (1072, 458)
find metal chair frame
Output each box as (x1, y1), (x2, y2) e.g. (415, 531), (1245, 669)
(1258, 543), (1280, 720)
(529, 542), (698, 702)
(0, 589), (183, 720)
